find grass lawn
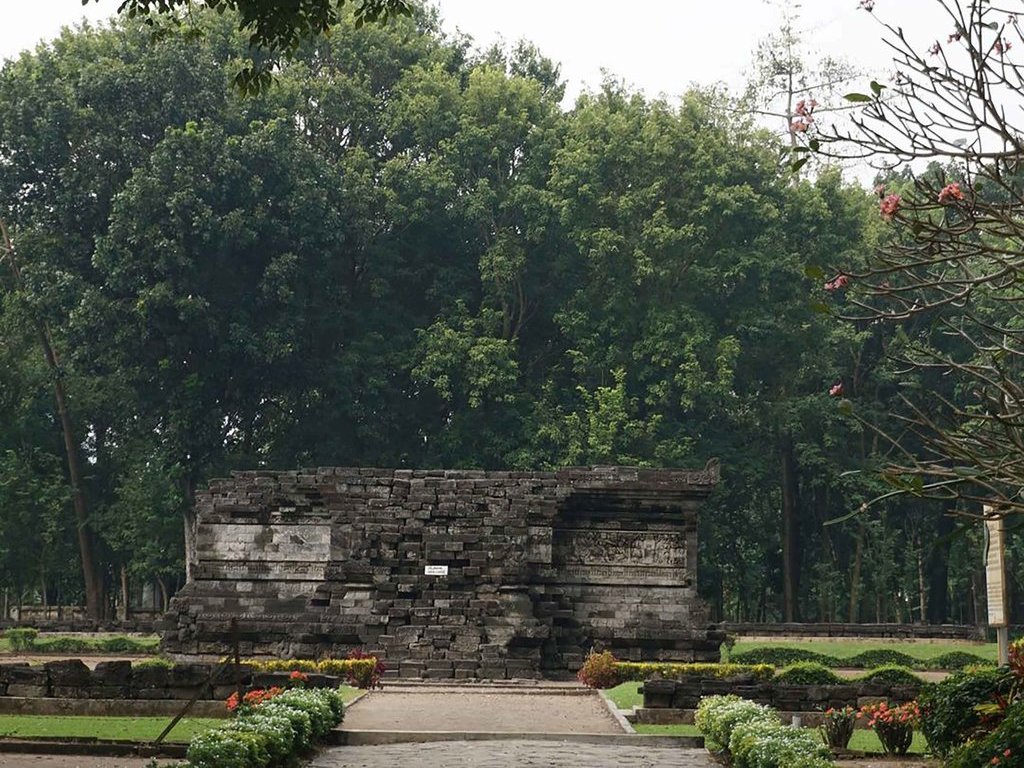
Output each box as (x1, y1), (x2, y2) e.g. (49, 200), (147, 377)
(727, 639), (998, 663)
(0, 715), (220, 742)
(633, 723), (701, 736)
(604, 681), (644, 710)
(0, 632), (161, 655)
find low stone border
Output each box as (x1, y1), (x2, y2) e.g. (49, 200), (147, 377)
(0, 738), (187, 759)
(0, 659), (341, 702)
(0, 695), (227, 717)
(328, 730), (703, 747)
(642, 678), (920, 712)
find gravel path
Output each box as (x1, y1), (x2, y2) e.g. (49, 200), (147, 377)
(0, 758), (174, 768)
(342, 687), (624, 734)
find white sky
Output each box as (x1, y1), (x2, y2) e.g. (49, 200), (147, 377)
(0, 1), (956, 103)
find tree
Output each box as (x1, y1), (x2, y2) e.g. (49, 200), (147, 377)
(806, 0), (1024, 519)
(87, 0), (413, 91)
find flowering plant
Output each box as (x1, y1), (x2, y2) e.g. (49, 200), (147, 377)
(288, 670), (309, 686)
(860, 700), (919, 755)
(345, 648), (387, 689)
(819, 706), (856, 749)
(225, 686), (284, 712)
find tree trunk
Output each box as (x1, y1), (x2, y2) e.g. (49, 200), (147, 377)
(157, 576), (169, 613)
(780, 433), (801, 622)
(1, 221), (104, 620)
(119, 565), (130, 622)
(847, 520), (864, 622)
(182, 476), (197, 584)
(916, 531), (927, 623)
(926, 512), (954, 624)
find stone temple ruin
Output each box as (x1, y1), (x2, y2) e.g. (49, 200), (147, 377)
(161, 464), (724, 678)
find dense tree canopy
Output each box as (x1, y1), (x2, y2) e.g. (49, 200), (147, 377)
(1, 6), (1019, 623)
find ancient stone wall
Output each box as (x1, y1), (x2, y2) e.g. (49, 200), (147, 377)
(161, 464), (723, 678)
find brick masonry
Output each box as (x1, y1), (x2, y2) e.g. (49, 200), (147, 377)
(161, 464), (724, 678)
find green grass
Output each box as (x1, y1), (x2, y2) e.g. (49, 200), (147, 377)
(847, 729), (928, 755)
(727, 639), (998, 663)
(0, 715), (221, 742)
(633, 722), (929, 755)
(633, 723), (701, 736)
(604, 681), (644, 710)
(336, 685), (363, 703)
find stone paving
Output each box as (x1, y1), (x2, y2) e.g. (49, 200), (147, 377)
(310, 740), (715, 767)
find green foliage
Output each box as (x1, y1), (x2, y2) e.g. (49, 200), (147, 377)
(773, 663), (842, 686)
(856, 665), (923, 686)
(845, 650), (918, 669)
(133, 657), (175, 670)
(615, 662), (774, 682)
(929, 651), (995, 671)
(694, 695), (778, 749)
(948, 702), (1024, 768)
(4, 628), (38, 651)
(729, 718), (834, 768)
(918, 667), (1015, 758)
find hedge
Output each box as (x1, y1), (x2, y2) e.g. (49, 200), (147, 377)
(772, 663), (842, 686)
(615, 662), (775, 683)
(918, 666), (1015, 758)
(731, 646), (992, 671)
(249, 658), (379, 688)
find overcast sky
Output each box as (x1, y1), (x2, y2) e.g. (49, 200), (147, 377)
(1, 1), (954, 104)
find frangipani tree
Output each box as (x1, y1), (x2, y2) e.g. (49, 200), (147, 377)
(804, 0), (1024, 518)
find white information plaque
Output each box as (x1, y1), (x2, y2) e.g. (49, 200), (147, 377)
(424, 565), (449, 576)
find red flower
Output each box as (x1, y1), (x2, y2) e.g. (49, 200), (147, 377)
(226, 692), (240, 712)
(880, 194), (901, 220)
(829, 382), (844, 397)
(289, 670), (310, 682)
(938, 182), (964, 203)
(825, 274), (850, 292)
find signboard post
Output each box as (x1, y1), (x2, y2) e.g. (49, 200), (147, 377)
(984, 509), (1009, 667)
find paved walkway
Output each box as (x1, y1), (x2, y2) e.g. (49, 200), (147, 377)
(342, 686), (623, 734)
(311, 740), (714, 767)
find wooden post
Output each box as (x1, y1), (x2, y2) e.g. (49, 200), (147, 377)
(984, 508), (1010, 666)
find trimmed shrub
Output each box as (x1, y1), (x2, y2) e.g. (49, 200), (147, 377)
(187, 685), (344, 768)
(731, 647), (839, 667)
(729, 718), (834, 768)
(270, 688), (336, 738)
(4, 628), (39, 651)
(132, 657), (175, 670)
(577, 650), (620, 689)
(845, 650), (918, 669)
(694, 694), (778, 749)
(772, 663), (841, 686)
(259, 701), (313, 750)
(948, 702), (1024, 768)
(615, 661), (774, 682)
(186, 729), (254, 768)
(927, 651), (994, 671)
(32, 637), (90, 653)
(856, 665), (923, 685)
(919, 666), (1015, 758)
